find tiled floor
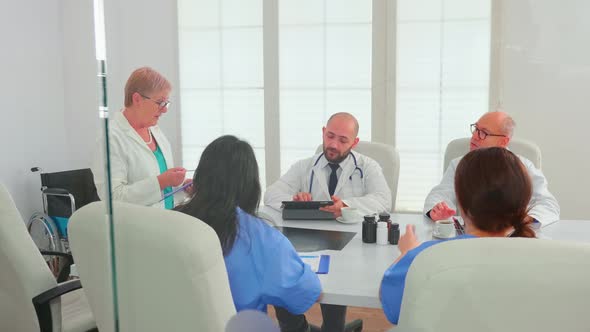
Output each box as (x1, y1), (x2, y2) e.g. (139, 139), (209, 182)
(268, 303), (394, 332)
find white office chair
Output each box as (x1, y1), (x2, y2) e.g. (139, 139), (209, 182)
(395, 238), (590, 332)
(317, 141), (400, 210)
(68, 201), (236, 332)
(444, 137), (542, 172)
(0, 183), (95, 332)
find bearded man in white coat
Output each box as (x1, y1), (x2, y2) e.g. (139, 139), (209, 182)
(424, 111), (560, 226)
(264, 112), (391, 218)
(264, 112), (390, 332)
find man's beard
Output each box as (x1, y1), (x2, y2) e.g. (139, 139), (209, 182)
(323, 146), (353, 164)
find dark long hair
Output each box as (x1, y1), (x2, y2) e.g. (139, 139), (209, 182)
(455, 147), (535, 238)
(175, 135), (261, 254)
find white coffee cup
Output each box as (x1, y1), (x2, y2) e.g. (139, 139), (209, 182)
(433, 219), (456, 238)
(340, 207), (361, 222)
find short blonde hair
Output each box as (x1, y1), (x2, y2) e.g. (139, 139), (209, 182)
(124, 67), (172, 107)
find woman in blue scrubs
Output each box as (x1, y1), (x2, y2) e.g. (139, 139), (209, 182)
(380, 147), (537, 324)
(176, 135), (321, 327)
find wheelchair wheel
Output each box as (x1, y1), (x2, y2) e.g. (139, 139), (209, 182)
(27, 212), (69, 280)
(27, 212), (62, 253)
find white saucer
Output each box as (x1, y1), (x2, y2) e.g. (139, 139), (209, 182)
(336, 216), (360, 224)
(432, 232), (456, 239)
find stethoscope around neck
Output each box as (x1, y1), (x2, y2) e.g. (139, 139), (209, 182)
(308, 152), (364, 193)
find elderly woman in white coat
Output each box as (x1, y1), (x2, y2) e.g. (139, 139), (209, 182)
(93, 67), (189, 209)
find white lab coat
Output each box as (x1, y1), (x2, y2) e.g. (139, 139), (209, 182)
(264, 151), (392, 215)
(92, 111), (185, 209)
(423, 155), (560, 226)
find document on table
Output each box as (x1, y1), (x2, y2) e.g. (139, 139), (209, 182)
(299, 254), (330, 274)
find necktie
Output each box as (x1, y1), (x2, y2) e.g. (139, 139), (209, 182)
(328, 163), (339, 196)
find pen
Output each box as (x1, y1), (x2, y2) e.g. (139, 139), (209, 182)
(452, 217), (464, 235)
(158, 181), (192, 202)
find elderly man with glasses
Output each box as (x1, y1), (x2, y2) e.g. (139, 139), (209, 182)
(424, 111), (560, 226)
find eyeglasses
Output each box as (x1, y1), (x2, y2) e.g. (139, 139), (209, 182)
(470, 123), (507, 140)
(139, 93), (171, 109)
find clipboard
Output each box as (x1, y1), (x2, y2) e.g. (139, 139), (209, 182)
(158, 182), (192, 202)
(299, 254), (330, 274)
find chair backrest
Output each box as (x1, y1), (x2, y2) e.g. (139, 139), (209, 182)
(68, 202), (236, 332)
(444, 137), (542, 172)
(0, 184), (59, 332)
(396, 238), (590, 332)
(41, 168), (100, 217)
(316, 141), (400, 210)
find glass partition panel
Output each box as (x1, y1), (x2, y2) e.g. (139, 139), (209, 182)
(92, 0), (590, 331)
(0, 0), (115, 331)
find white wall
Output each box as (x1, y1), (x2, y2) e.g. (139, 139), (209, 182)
(103, 0), (182, 160)
(62, 0), (101, 169)
(494, 0), (590, 220)
(1, 0), (68, 218)
(0, 0), (99, 219)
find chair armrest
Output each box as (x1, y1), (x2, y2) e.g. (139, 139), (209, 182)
(33, 280), (83, 332)
(34, 279), (82, 304)
(41, 251), (74, 282)
(43, 187), (70, 195)
(40, 250), (74, 262)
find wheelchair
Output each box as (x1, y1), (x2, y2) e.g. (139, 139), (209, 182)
(27, 167), (100, 282)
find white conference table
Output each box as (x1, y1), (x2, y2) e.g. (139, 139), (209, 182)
(258, 206), (590, 309)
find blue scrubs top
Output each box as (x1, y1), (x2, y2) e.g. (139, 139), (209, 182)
(224, 208), (322, 314)
(380, 234), (476, 324)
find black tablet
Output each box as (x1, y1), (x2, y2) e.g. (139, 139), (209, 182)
(281, 200), (334, 210)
